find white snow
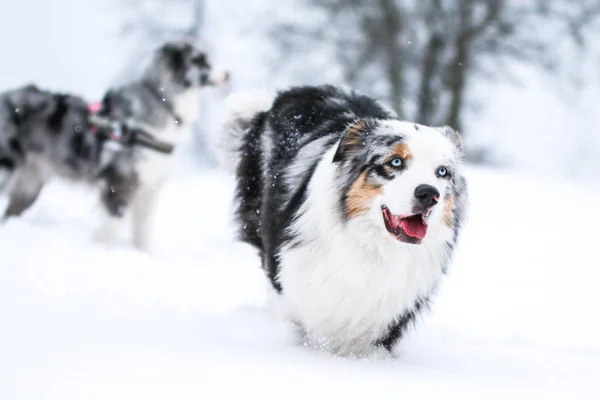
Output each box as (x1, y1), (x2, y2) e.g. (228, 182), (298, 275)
(1, 165), (599, 399)
(0, 0), (129, 100)
(1, 1), (600, 397)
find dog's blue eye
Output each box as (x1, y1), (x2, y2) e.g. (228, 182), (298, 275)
(437, 166), (448, 177)
(390, 157), (402, 168)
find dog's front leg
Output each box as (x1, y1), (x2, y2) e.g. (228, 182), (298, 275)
(4, 180), (44, 218)
(131, 184), (161, 252)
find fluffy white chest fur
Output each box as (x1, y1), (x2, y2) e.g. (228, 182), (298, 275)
(136, 89), (199, 187)
(279, 146), (453, 356)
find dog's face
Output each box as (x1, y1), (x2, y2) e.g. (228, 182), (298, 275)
(155, 41), (229, 89)
(333, 120), (464, 245)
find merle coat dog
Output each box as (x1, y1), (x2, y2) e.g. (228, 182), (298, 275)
(218, 85), (469, 357)
(93, 40), (229, 251)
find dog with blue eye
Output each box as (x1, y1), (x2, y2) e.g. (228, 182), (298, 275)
(216, 85), (469, 357)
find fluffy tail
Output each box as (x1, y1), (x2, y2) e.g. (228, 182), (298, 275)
(214, 90), (273, 174)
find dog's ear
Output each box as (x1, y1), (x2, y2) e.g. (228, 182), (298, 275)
(159, 42), (185, 71)
(436, 126), (463, 155)
(333, 119), (370, 163)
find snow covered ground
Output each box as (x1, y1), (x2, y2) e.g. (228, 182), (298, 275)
(1, 164), (599, 399)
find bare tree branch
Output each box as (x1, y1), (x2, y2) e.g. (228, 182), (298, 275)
(272, 0), (600, 143)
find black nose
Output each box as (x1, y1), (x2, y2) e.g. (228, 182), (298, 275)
(414, 184), (440, 209)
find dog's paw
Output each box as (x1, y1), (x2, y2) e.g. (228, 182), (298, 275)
(132, 240), (152, 254)
(92, 218), (122, 248)
(132, 232), (154, 254)
(92, 230), (119, 248)
(368, 346), (395, 361)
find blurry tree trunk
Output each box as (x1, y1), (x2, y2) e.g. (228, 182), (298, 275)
(184, 0), (211, 162)
(417, 32), (444, 124)
(417, 0), (445, 125)
(446, 2), (473, 131)
(446, 33), (469, 131)
(185, 0), (205, 41)
(379, 0), (405, 119)
(274, 0), (600, 163)
(417, 33), (442, 124)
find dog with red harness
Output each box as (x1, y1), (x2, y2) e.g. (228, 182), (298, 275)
(0, 40), (228, 253)
(0, 84), (169, 236)
(90, 40), (229, 251)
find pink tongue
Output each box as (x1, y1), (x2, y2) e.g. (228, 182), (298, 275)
(401, 217), (428, 239)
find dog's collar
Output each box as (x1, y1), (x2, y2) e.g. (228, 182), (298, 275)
(141, 81), (183, 126)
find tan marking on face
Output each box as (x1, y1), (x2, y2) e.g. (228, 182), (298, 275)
(346, 171), (383, 218)
(384, 143), (413, 164)
(393, 143), (412, 160)
(444, 194), (455, 227)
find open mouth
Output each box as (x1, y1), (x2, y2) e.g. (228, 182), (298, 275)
(381, 205), (428, 244)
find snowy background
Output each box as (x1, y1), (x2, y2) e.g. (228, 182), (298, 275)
(1, 0), (600, 399)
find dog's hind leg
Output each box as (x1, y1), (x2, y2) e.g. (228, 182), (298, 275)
(94, 163), (139, 247)
(3, 163), (45, 218)
(1, 138), (25, 194)
(130, 184), (161, 252)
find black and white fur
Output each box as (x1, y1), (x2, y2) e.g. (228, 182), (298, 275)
(91, 40), (229, 251)
(218, 85), (468, 357)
